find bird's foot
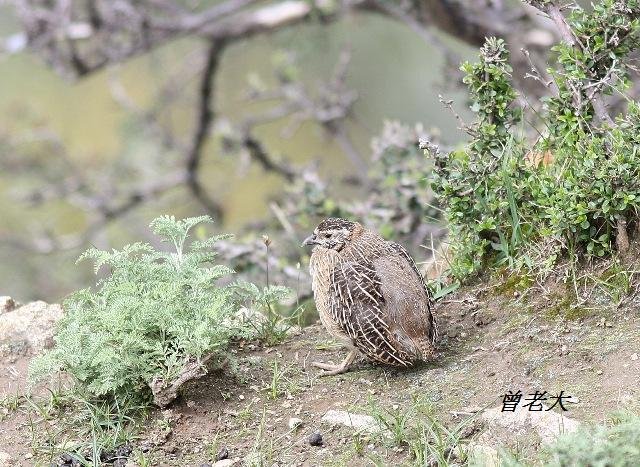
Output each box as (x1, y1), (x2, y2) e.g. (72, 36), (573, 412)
(311, 361), (350, 376)
(311, 349), (357, 376)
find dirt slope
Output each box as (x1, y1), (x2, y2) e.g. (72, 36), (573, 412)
(1, 285), (639, 466)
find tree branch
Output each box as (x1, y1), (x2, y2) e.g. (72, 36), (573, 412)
(1, 171), (188, 254)
(186, 40), (225, 219)
(545, 2), (576, 46)
(149, 353), (215, 408)
(528, 0), (614, 125)
(151, 0), (260, 33)
(241, 134), (296, 181)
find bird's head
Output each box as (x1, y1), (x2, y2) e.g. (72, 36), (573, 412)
(302, 218), (359, 251)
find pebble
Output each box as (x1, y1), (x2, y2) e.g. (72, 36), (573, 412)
(0, 296), (16, 313)
(308, 432), (323, 446)
(212, 459), (239, 467)
(288, 417), (303, 430)
(58, 452), (78, 464)
(215, 447), (229, 461)
(631, 353), (639, 361)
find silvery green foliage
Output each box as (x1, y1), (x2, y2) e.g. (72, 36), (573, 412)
(501, 412), (640, 466)
(546, 412), (640, 466)
(30, 215), (279, 403)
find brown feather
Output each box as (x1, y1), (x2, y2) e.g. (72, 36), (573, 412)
(308, 219), (436, 367)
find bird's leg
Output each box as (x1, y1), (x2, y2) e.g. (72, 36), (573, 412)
(312, 349), (357, 376)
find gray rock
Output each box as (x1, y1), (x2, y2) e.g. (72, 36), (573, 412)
(0, 296), (17, 313)
(481, 405), (581, 445)
(321, 410), (381, 433)
(467, 443), (500, 467)
(288, 417), (303, 430)
(0, 451), (13, 465)
(0, 299), (63, 356)
(308, 432), (323, 446)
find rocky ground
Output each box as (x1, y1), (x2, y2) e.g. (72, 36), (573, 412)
(1, 282), (639, 466)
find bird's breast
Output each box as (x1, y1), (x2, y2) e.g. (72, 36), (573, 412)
(309, 249), (351, 343)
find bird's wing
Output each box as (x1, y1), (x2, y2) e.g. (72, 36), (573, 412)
(385, 241), (437, 343)
(329, 260), (412, 366)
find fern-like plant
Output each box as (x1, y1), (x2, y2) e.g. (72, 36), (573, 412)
(30, 215), (275, 407)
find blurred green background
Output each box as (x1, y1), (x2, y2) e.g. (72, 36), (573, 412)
(0, 5), (473, 302)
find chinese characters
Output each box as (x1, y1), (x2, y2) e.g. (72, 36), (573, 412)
(501, 390), (572, 412)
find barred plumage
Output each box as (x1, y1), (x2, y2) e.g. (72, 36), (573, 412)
(304, 218), (436, 375)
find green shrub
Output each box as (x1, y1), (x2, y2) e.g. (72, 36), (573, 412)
(428, 1), (640, 281)
(30, 215), (288, 407)
(429, 38), (529, 277)
(502, 412), (640, 466)
(546, 412), (640, 466)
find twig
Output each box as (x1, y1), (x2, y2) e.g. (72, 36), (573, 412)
(2, 171), (188, 254)
(241, 133), (296, 181)
(269, 202), (296, 238)
(439, 94), (470, 133)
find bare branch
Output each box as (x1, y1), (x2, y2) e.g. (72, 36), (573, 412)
(151, 0), (260, 33)
(1, 170), (187, 254)
(544, 2), (576, 46)
(10, 0), (545, 78)
(186, 40), (225, 219)
(241, 134), (296, 181)
(206, 0), (323, 41)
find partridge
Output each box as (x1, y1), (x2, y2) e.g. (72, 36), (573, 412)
(303, 218), (437, 375)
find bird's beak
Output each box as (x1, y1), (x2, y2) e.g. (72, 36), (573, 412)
(302, 234), (318, 247)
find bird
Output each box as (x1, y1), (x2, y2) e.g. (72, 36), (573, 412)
(302, 217), (437, 375)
